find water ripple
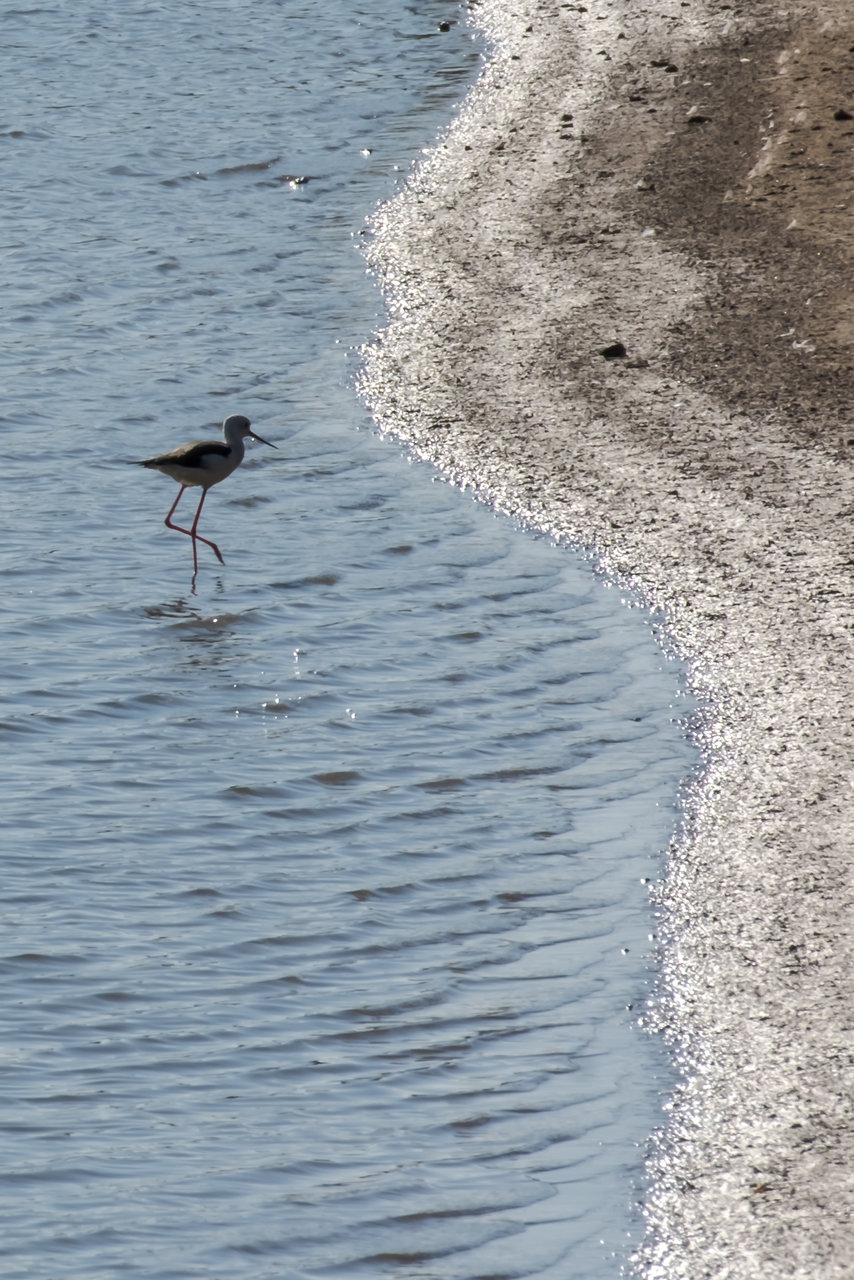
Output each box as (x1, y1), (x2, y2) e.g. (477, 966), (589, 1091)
(0, 2), (695, 1278)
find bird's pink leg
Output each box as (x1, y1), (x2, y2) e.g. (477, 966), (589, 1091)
(164, 486), (192, 534)
(164, 487), (197, 571)
(189, 488), (225, 566)
(163, 486), (224, 568)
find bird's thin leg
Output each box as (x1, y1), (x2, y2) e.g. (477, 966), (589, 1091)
(164, 487), (193, 535)
(163, 486), (223, 569)
(163, 487), (199, 571)
(189, 488), (225, 566)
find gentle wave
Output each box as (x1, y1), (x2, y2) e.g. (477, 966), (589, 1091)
(0, 3), (693, 1277)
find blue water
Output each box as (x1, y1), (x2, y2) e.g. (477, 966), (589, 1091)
(0, 3), (694, 1277)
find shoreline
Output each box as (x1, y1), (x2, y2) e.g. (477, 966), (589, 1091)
(362, 0), (854, 1275)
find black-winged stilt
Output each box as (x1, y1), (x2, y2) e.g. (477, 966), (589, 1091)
(135, 414), (277, 573)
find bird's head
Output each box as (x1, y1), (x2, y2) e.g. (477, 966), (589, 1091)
(223, 414), (277, 449)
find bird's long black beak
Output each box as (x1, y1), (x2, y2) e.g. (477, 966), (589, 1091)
(250, 431), (278, 448)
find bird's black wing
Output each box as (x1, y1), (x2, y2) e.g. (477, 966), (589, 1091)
(174, 442), (231, 468)
(139, 441), (231, 468)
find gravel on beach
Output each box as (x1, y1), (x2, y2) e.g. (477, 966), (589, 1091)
(362, 1), (854, 1275)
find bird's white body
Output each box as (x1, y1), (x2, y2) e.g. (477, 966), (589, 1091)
(139, 414), (272, 490)
(136, 414), (276, 574)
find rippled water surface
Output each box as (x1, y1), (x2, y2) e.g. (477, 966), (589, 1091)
(1, 4), (694, 1277)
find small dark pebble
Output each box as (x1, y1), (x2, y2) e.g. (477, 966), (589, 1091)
(833, 107), (853, 121)
(600, 341), (627, 360)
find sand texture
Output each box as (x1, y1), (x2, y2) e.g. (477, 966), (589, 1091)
(361, 1), (854, 1276)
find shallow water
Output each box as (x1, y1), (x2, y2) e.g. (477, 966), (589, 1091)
(0, 3), (694, 1277)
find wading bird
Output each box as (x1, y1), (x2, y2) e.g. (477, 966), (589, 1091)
(136, 414), (277, 573)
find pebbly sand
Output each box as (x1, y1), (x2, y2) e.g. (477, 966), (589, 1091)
(361, 0), (854, 1275)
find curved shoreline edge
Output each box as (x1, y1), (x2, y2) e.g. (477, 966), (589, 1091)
(361, 1), (854, 1276)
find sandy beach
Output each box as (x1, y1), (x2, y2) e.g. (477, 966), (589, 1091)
(362, 0), (854, 1275)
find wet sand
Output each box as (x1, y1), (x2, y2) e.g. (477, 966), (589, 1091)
(362, 0), (854, 1274)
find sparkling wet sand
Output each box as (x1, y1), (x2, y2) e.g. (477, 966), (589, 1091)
(362, 1), (854, 1275)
